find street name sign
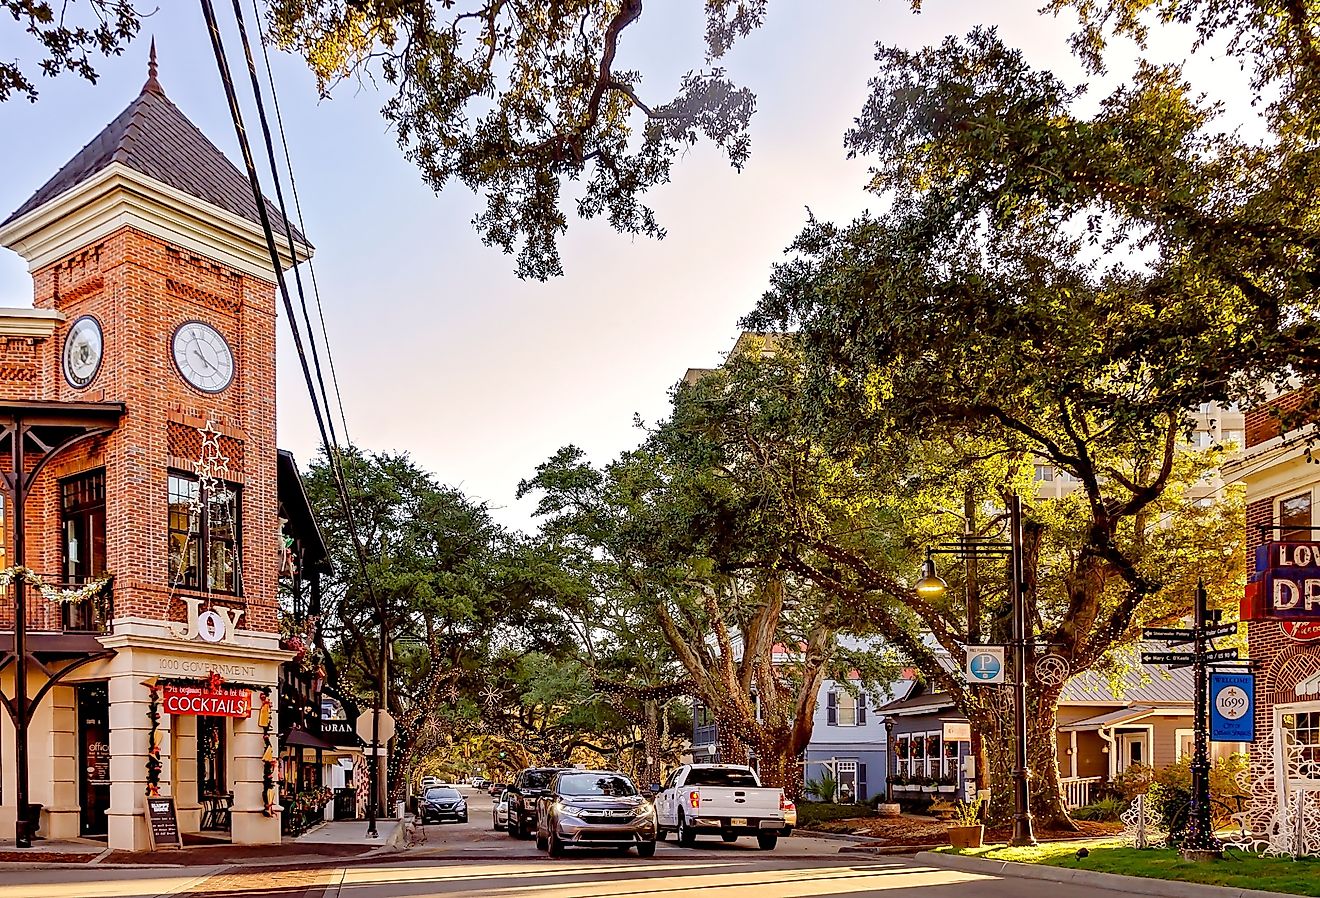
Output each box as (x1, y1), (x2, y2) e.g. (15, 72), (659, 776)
(1142, 651), (1193, 666)
(1203, 623), (1239, 640)
(965, 646), (1006, 685)
(1143, 627), (1195, 641)
(1205, 648), (1240, 663)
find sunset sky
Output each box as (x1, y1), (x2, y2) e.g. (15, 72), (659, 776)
(0, 2), (1225, 532)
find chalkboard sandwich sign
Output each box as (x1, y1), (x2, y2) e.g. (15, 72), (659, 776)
(146, 796), (183, 850)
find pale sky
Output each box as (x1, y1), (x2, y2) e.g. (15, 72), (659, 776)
(0, 2), (1220, 533)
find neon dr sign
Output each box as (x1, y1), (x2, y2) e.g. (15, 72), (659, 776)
(1246, 541), (1320, 619)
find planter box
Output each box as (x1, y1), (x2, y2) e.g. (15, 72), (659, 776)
(922, 786), (938, 793)
(948, 824), (984, 850)
(937, 785), (957, 793)
(892, 784), (916, 792)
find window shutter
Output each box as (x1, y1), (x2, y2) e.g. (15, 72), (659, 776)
(827, 692), (837, 726)
(857, 693), (867, 726)
(858, 763), (868, 802)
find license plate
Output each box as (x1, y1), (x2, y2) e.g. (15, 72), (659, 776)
(730, 817), (747, 827)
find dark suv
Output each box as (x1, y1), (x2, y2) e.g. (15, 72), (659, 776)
(506, 767), (566, 838)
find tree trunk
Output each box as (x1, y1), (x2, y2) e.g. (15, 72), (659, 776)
(1027, 684), (1077, 830)
(968, 702), (1014, 825)
(754, 727), (801, 798)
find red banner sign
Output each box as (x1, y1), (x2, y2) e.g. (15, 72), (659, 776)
(1244, 542), (1320, 620)
(162, 685), (252, 718)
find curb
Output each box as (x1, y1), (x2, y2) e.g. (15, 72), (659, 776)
(915, 851), (1299, 898)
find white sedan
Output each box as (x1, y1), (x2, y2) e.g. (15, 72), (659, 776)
(492, 790), (510, 831)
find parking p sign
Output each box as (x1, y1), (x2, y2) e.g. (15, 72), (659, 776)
(965, 646), (1006, 685)
(1210, 671), (1254, 742)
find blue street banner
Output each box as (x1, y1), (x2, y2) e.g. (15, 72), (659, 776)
(1210, 671), (1255, 742)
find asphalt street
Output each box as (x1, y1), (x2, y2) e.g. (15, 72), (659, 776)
(0, 787), (1135, 898)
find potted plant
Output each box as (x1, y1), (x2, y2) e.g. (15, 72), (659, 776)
(947, 797), (985, 850)
(920, 775), (938, 794)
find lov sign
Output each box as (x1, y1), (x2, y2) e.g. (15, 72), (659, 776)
(1251, 542), (1320, 620)
(169, 597), (245, 644)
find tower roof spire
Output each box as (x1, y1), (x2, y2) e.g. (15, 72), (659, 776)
(143, 38), (162, 95)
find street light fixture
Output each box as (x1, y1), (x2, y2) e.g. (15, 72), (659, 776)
(919, 494), (1036, 847)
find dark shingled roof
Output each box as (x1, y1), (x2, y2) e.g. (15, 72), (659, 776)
(3, 53), (307, 248)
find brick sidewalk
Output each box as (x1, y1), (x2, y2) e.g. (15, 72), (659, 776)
(175, 866), (337, 898)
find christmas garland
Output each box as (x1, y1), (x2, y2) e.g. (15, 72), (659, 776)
(146, 683), (162, 797)
(0, 566), (112, 604)
(143, 673), (277, 809)
(259, 689), (279, 817)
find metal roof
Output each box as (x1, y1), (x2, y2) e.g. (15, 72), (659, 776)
(1059, 657), (1194, 706)
(1058, 706), (1160, 732)
(4, 53), (306, 246)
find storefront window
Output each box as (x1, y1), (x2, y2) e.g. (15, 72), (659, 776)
(1280, 490), (1314, 542)
(1281, 710), (1320, 780)
(168, 473), (242, 594)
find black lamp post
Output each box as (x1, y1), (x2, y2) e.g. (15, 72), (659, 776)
(918, 493), (1036, 847)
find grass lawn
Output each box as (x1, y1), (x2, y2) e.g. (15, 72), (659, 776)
(937, 838), (1320, 896)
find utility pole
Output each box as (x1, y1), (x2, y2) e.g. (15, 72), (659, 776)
(1009, 494), (1037, 847)
(964, 487), (989, 798)
(366, 619), (388, 837)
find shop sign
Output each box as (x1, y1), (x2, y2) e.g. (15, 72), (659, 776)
(1282, 621), (1320, 643)
(1248, 541), (1320, 619)
(162, 684), (252, 717)
(1209, 671), (1255, 742)
(169, 597), (245, 645)
(146, 796), (182, 850)
(942, 721), (971, 741)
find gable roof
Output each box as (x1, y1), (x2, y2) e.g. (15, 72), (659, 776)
(3, 55), (307, 248)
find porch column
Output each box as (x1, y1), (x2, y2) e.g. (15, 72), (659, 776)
(44, 685), (79, 839)
(1069, 731), (1078, 779)
(230, 689), (279, 844)
(106, 672), (158, 850)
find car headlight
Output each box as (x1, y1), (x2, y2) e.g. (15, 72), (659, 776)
(635, 804), (655, 818)
(559, 804), (586, 817)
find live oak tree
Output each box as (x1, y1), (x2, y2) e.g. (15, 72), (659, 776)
(266, 0), (763, 280)
(0, 1), (141, 101)
(302, 446), (556, 800)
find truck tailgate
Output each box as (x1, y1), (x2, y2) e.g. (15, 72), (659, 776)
(694, 787), (781, 818)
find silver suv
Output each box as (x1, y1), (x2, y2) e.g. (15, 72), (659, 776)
(535, 770), (657, 857)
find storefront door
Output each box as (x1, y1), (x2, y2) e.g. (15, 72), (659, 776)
(77, 683), (110, 837)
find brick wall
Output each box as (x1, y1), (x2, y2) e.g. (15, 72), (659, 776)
(4, 225), (279, 634)
(1245, 389), (1316, 447)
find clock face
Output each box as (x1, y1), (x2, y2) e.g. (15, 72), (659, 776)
(63, 315), (103, 389)
(172, 321), (235, 393)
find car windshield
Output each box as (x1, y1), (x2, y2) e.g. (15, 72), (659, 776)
(557, 773), (638, 797)
(425, 788), (460, 801)
(685, 768), (760, 788)
(520, 771), (555, 789)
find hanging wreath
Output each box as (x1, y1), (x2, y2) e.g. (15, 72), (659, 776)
(895, 737), (910, 760)
(0, 566), (113, 604)
(926, 735), (941, 757)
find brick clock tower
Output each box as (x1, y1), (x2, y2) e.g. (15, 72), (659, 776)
(0, 51), (308, 849)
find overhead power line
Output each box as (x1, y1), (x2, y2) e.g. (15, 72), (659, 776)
(198, 0), (380, 614)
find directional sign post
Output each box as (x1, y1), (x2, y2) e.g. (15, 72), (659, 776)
(1205, 648), (1239, 664)
(965, 646), (1006, 685)
(1142, 627), (1195, 642)
(1141, 651), (1194, 666)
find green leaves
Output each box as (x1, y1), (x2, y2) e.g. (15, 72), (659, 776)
(1, 1), (142, 102)
(268, 0), (760, 278)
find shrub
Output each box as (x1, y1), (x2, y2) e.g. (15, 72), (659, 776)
(1072, 797), (1127, 821)
(804, 772), (838, 803)
(795, 802), (872, 827)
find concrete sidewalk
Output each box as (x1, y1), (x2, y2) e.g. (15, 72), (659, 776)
(296, 818), (404, 848)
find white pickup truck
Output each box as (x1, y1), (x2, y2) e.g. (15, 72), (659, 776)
(655, 764), (794, 849)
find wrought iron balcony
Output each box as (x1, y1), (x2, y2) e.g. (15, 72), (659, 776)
(0, 574), (113, 635)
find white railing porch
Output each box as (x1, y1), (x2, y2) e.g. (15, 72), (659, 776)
(1061, 776), (1103, 809)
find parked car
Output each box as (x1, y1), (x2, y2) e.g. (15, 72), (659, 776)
(487, 781), (508, 796)
(475, 777), (490, 789)
(420, 776), (441, 790)
(491, 790), (510, 831)
(420, 786), (468, 824)
(535, 769), (657, 857)
(654, 764), (791, 850)
(506, 767), (567, 838)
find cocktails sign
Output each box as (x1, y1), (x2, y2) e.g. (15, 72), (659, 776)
(1246, 541), (1320, 619)
(162, 684), (252, 717)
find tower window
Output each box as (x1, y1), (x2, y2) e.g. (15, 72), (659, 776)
(168, 473), (242, 594)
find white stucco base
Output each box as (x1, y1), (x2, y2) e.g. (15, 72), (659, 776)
(1, 622), (290, 851)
